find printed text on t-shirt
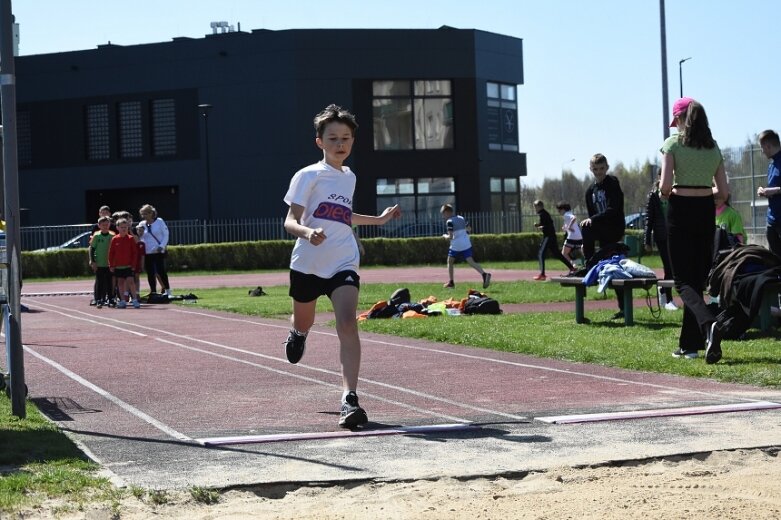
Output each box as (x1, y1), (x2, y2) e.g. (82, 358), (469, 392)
(313, 202), (352, 226)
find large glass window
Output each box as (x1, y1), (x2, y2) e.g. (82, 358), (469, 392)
(373, 80), (453, 151)
(118, 101), (143, 158)
(152, 98), (177, 156)
(376, 177), (455, 219)
(486, 81), (518, 152)
(490, 176), (520, 213)
(86, 104), (110, 160)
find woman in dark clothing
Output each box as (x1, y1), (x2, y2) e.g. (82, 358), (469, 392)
(644, 174), (678, 311)
(660, 97), (728, 363)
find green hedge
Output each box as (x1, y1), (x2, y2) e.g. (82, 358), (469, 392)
(20, 231), (643, 278)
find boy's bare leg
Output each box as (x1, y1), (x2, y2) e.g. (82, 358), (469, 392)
(447, 256), (455, 281)
(291, 299), (317, 334)
(329, 285), (361, 391)
(466, 256), (485, 275)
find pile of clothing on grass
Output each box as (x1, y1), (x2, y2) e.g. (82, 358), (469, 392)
(358, 287), (501, 321)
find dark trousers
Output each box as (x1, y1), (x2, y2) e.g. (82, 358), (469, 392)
(667, 194), (716, 351)
(766, 224), (781, 258)
(144, 252), (170, 293)
(582, 222), (623, 260)
(94, 267), (113, 302)
(655, 238), (674, 300)
(538, 235), (573, 274)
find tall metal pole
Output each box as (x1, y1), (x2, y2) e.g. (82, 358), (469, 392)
(659, 0), (670, 140)
(0, 0), (25, 418)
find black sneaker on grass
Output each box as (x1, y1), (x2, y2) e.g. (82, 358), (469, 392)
(339, 392), (368, 428)
(482, 272), (492, 289)
(284, 330), (307, 364)
(705, 322), (723, 364)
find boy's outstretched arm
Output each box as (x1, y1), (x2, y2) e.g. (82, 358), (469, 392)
(352, 205), (401, 226)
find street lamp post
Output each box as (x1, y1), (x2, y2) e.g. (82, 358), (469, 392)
(197, 104), (213, 221)
(678, 57), (692, 98)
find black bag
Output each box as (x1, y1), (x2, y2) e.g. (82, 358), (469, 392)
(142, 293), (171, 304)
(389, 288), (411, 307)
(463, 296), (502, 315)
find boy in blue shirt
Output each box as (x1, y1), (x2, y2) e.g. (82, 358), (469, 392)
(440, 204), (490, 289)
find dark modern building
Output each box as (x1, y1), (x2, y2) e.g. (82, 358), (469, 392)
(16, 26), (525, 226)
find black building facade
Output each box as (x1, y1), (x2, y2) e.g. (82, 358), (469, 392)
(16, 27), (525, 225)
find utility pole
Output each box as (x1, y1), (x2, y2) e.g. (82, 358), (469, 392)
(0, 0), (25, 418)
(659, 0), (670, 140)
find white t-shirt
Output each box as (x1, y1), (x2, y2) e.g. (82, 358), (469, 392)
(284, 161), (359, 278)
(447, 215), (472, 252)
(562, 211), (582, 240)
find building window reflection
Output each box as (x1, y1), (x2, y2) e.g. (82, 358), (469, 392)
(486, 81), (518, 152)
(490, 176), (519, 213)
(372, 80), (453, 151)
(376, 177), (455, 218)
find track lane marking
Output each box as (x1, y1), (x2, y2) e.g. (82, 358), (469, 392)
(27, 301), (519, 422)
(25, 346), (193, 442)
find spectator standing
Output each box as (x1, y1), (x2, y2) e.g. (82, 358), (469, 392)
(138, 204), (172, 297)
(88, 216), (114, 308)
(714, 192), (745, 245)
(532, 200), (575, 281)
(757, 130), (781, 257)
(581, 154), (627, 319)
(644, 173), (678, 311)
(660, 97), (729, 363)
(108, 218), (141, 309)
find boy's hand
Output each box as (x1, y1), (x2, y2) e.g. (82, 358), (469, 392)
(379, 205), (402, 223)
(307, 227), (327, 246)
(89, 261), (97, 272)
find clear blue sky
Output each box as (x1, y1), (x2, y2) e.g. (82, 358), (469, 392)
(13, 0), (781, 188)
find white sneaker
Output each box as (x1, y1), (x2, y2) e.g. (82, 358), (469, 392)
(664, 301), (679, 311)
(164, 289), (173, 298)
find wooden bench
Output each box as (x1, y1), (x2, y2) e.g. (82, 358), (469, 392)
(549, 276), (659, 326)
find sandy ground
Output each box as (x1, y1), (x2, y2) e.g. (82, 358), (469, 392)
(19, 447), (780, 519)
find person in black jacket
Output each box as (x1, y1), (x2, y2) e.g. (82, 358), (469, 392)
(532, 200), (575, 281)
(581, 154), (626, 319)
(644, 173), (678, 311)
(581, 154), (625, 260)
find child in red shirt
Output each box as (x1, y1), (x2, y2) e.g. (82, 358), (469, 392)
(108, 219), (141, 308)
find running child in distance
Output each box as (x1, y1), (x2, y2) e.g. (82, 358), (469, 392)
(440, 204), (491, 289)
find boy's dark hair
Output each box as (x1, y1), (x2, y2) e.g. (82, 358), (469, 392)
(590, 153), (608, 166)
(533, 199), (544, 208)
(759, 129), (780, 148)
(440, 203), (454, 213)
(115, 218), (129, 227)
(97, 216), (111, 224)
(556, 202), (571, 211)
(680, 101), (716, 149)
(99, 205), (111, 213)
(314, 104), (358, 138)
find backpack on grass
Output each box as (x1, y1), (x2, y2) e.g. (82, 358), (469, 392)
(463, 296), (502, 315)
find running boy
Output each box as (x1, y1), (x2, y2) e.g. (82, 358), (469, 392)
(440, 204), (490, 289)
(108, 218), (141, 309)
(283, 104), (400, 428)
(533, 200), (575, 281)
(88, 216), (114, 308)
(556, 202), (584, 268)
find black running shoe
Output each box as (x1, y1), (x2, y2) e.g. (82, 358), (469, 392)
(611, 311), (624, 320)
(284, 330), (307, 364)
(482, 272), (492, 289)
(705, 322), (722, 364)
(338, 392), (368, 428)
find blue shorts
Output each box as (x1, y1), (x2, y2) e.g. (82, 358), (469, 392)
(448, 247), (473, 259)
(289, 269), (360, 303)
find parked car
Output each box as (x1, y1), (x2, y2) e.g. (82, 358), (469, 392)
(33, 231), (93, 252)
(625, 212), (646, 230)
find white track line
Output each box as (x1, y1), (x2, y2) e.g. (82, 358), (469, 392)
(25, 346), (192, 442)
(168, 307), (777, 404)
(26, 300), (521, 422)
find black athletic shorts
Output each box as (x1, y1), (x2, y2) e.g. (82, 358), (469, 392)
(113, 267), (134, 279)
(289, 269), (360, 303)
